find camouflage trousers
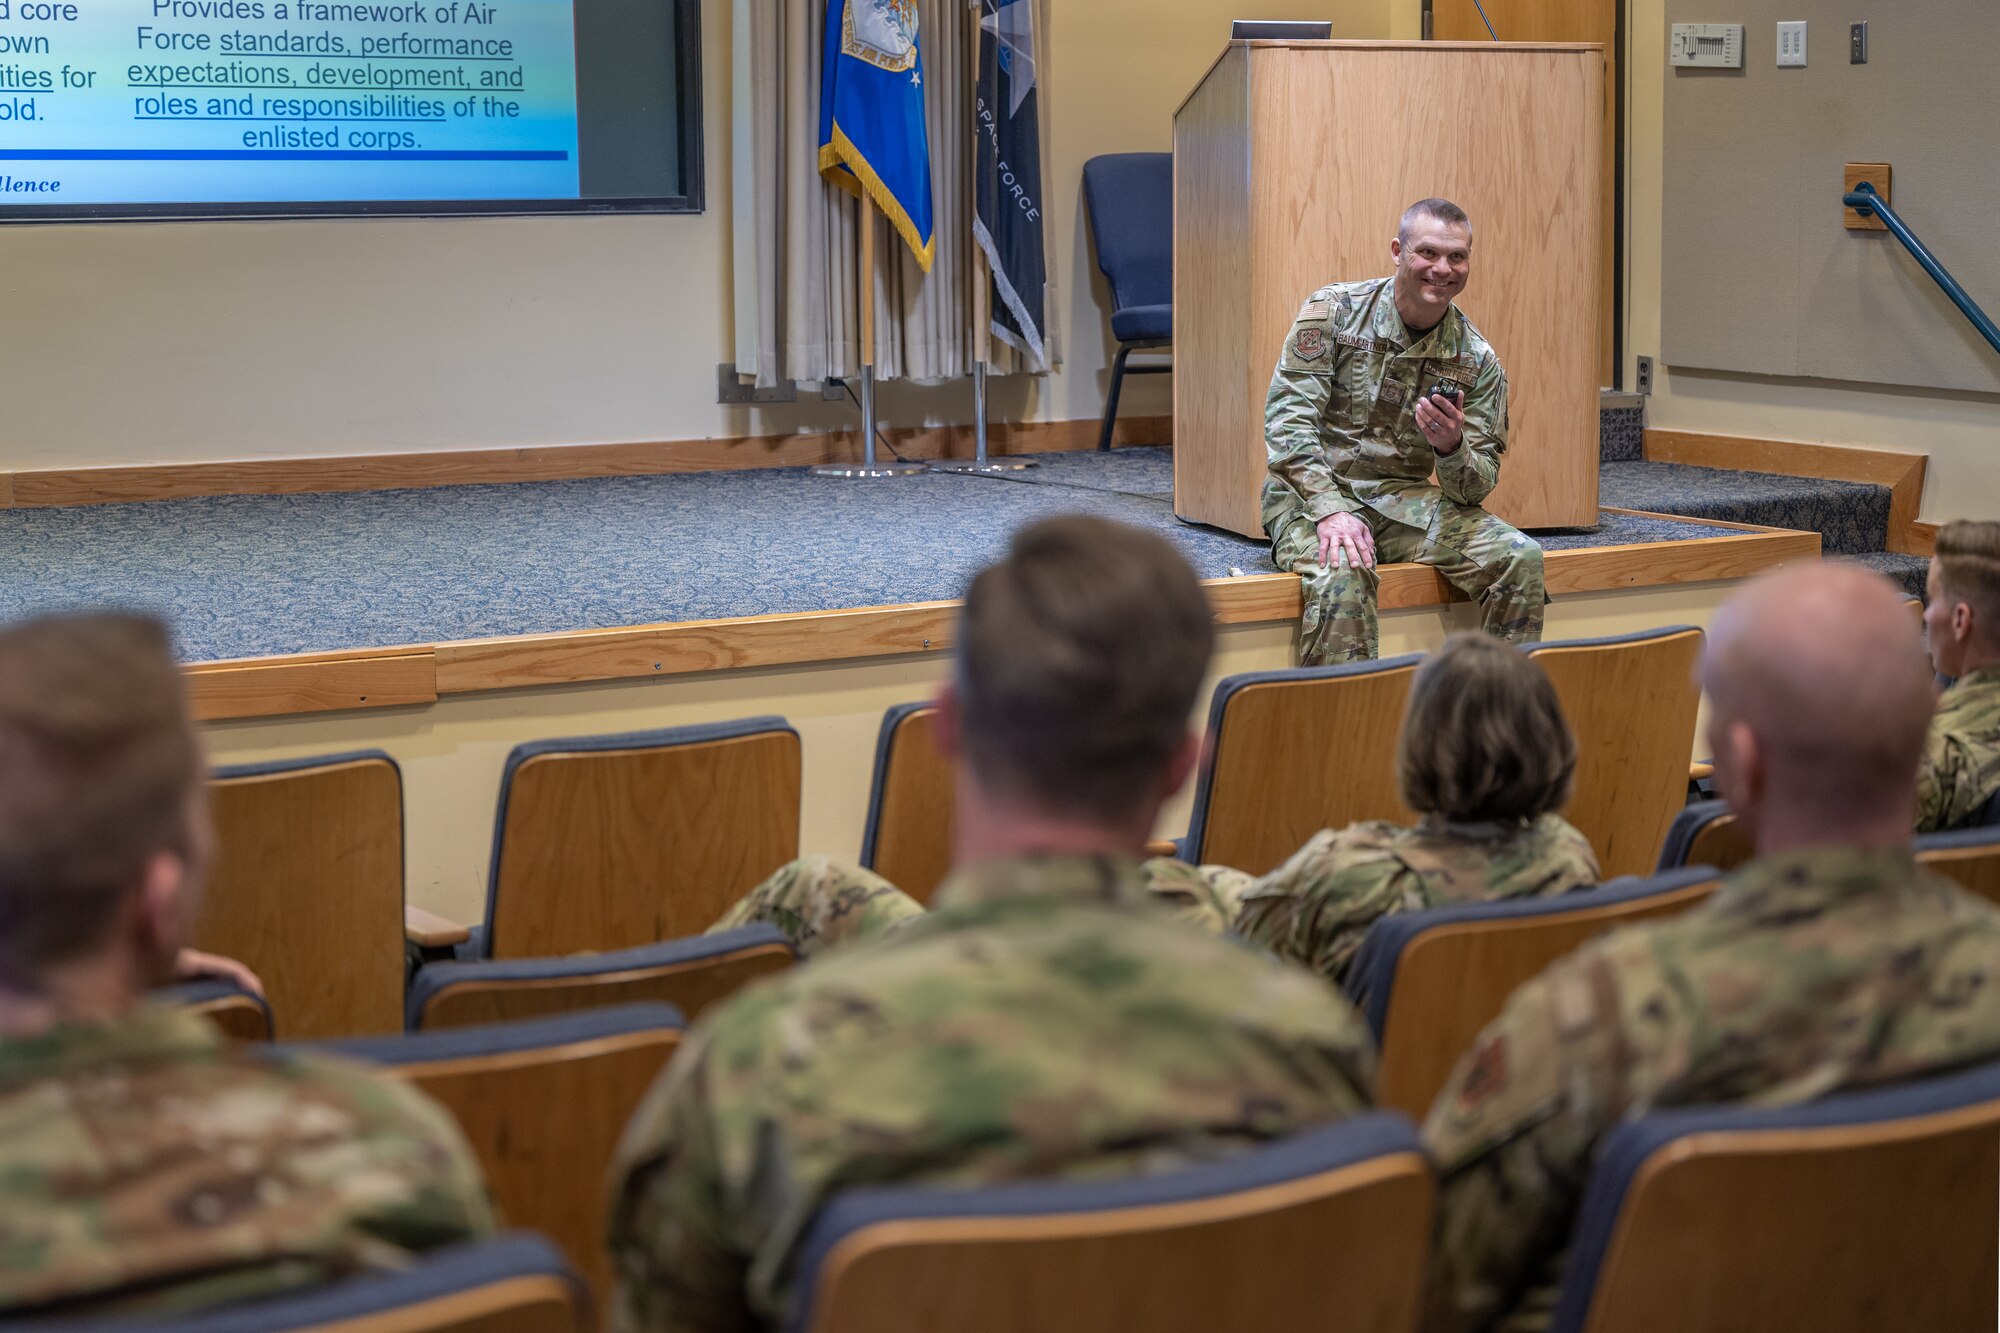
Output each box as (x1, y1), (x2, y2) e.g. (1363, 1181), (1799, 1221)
(707, 855), (927, 959)
(1271, 503), (1547, 665)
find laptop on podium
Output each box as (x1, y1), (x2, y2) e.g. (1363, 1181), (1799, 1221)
(1231, 19), (1334, 39)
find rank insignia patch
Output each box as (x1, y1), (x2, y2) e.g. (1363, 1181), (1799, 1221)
(1292, 327), (1327, 362)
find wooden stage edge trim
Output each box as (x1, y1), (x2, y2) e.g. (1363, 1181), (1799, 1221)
(2, 416), (1172, 509)
(184, 514), (1820, 723)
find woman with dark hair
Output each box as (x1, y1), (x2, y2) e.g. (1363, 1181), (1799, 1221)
(1170, 631), (1598, 982)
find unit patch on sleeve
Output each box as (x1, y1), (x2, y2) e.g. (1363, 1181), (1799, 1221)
(1291, 327), (1327, 362)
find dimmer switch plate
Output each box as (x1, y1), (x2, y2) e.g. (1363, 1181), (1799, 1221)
(1670, 23), (1744, 67)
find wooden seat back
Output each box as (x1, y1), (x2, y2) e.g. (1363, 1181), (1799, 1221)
(1656, 800), (1756, 875)
(1186, 658), (1421, 874)
(800, 1115), (1433, 1333)
(1528, 628), (1705, 878)
(859, 703), (952, 904)
(410, 928), (796, 1030)
(1917, 828), (2000, 908)
(327, 1007), (683, 1314)
(203, 752), (406, 1038)
(485, 720), (801, 958)
(1551, 1066), (2000, 1333)
(1368, 871), (1721, 1117)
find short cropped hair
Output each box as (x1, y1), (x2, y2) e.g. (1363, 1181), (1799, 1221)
(1935, 520), (2000, 646)
(0, 613), (201, 987)
(956, 516), (1215, 823)
(1396, 632), (1575, 822)
(1400, 198), (1471, 242)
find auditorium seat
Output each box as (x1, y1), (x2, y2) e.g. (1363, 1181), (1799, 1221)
(791, 1113), (1432, 1333)
(1526, 627), (1705, 878)
(155, 976), (276, 1042)
(1655, 798), (1755, 874)
(297, 1004), (684, 1310)
(1180, 656), (1422, 874)
(859, 702), (952, 903)
(1081, 152), (1173, 452)
(203, 751), (408, 1038)
(1347, 867), (1722, 1118)
(9, 1233), (588, 1333)
(1915, 825), (2000, 907)
(1546, 1057), (2000, 1333)
(406, 925), (794, 1030)
(473, 718), (802, 958)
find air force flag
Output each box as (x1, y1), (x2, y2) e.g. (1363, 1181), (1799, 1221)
(974, 0), (1048, 368)
(819, 0), (936, 272)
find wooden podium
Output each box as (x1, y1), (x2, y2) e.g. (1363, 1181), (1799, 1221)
(1172, 40), (1603, 537)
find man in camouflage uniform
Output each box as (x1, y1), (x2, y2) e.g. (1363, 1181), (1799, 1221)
(1265, 199), (1545, 664)
(0, 614), (495, 1319)
(1917, 519), (2000, 831)
(1421, 564), (2000, 1333)
(609, 517), (1376, 1333)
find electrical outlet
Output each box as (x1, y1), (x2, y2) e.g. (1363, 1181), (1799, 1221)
(1850, 21), (1867, 63)
(716, 363), (798, 404)
(1777, 20), (1807, 66)
(1635, 355), (1655, 395)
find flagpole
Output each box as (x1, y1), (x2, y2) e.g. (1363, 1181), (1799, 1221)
(932, 0), (1030, 475)
(817, 193), (924, 478)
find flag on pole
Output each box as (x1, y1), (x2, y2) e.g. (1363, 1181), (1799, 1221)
(974, 0), (1048, 369)
(819, 0), (936, 272)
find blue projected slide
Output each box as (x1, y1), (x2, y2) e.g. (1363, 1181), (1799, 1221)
(0, 0), (580, 203)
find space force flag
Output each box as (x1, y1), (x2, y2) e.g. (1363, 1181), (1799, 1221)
(974, 0), (1048, 368)
(819, 0), (937, 272)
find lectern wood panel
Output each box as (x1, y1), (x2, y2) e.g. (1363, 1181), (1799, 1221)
(1175, 41), (1603, 539)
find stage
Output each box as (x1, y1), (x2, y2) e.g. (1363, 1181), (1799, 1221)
(2, 445), (1820, 724)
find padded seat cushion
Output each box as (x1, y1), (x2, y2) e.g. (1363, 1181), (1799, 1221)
(1110, 303), (1172, 343)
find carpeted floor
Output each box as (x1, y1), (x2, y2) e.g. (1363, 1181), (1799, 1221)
(2, 447), (1755, 663)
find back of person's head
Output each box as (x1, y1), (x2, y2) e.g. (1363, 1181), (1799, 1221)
(1396, 632), (1575, 823)
(1702, 564), (1935, 844)
(0, 613), (204, 992)
(954, 516), (1215, 825)
(1928, 520), (2000, 675)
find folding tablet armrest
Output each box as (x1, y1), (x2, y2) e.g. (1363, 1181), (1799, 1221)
(404, 904), (471, 949)
(1688, 761), (1715, 781)
(1143, 838), (1182, 859)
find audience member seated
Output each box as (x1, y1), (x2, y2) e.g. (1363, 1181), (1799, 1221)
(712, 631), (1597, 987)
(608, 516), (1377, 1333)
(0, 613), (496, 1319)
(1179, 632), (1598, 979)
(1420, 563), (2000, 1333)
(1918, 519), (2000, 831)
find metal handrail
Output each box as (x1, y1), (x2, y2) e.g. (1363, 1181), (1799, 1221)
(1843, 182), (2000, 359)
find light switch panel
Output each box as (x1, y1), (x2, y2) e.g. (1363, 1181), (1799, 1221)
(1777, 20), (1807, 66)
(1670, 23), (1744, 67)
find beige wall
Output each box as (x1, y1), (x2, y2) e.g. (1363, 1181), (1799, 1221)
(1625, 0), (2000, 523)
(204, 579), (1723, 924)
(0, 0), (1409, 472)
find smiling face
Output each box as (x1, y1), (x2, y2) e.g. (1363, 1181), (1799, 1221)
(1390, 213), (1473, 331)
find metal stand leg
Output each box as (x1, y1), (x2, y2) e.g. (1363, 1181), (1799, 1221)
(1098, 344), (1131, 451)
(814, 367), (925, 479)
(932, 361), (1033, 474)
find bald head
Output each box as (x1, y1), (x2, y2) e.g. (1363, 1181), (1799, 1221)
(1702, 563), (1935, 845)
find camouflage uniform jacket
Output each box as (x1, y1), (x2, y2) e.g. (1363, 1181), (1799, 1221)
(1263, 277), (1510, 538)
(609, 854), (1378, 1333)
(1420, 847), (2000, 1333)
(1916, 665), (2000, 832)
(0, 1006), (496, 1319)
(1229, 813), (1599, 983)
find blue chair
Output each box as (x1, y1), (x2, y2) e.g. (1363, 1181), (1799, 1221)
(1081, 152), (1172, 451)
(7, 1232), (585, 1332)
(1179, 656), (1423, 873)
(1347, 866), (1721, 1117)
(857, 701), (952, 903)
(292, 1005), (685, 1311)
(1548, 1057), (2000, 1333)
(790, 1113), (1433, 1333)
(204, 750), (407, 1037)
(1655, 798), (1753, 874)
(470, 717), (802, 959)
(155, 976), (276, 1042)
(406, 924), (794, 1030)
